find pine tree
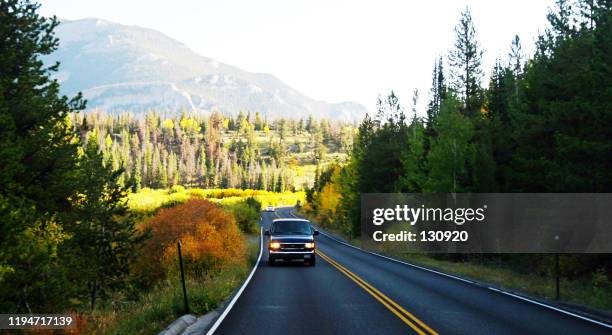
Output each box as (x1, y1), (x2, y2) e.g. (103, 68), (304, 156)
(448, 7), (484, 116)
(547, 0), (574, 38)
(339, 113), (376, 237)
(254, 112), (264, 131)
(425, 57), (446, 153)
(359, 92), (408, 193)
(426, 57), (446, 127)
(198, 144), (208, 187)
(151, 145), (161, 187)
(0, 1), (144, 311)
(314, 162), (321, 191)
(0, 0), (88, 311)
(510, 0), (612, 192)
(306, 115), (314, 132)
(487, 60), (508, 121)
(275, 172), (284, 192)
(132, 157), (142, 192)
(167, 152), (178, 186)
(425, 95), (474, 192)
(256, 171), (265, 190)
(66, 135), (146, 310)
(399, 90), (427, 192)
(206, 111), (223, 163)
(236, 111), (247, 132)
(508, 35), (524, 78)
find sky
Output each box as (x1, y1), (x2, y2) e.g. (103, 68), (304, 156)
(39, 0), (555, 113)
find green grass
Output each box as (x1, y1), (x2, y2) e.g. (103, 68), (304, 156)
(90, 236), (260, 334)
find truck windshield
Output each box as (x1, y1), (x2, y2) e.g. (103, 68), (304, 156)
(272, 221), (312, 235)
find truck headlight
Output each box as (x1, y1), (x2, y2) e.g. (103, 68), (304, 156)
(304, 242), (315, 249)
(269, 242), (281, 249)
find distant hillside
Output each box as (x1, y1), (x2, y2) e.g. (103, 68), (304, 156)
(44, 18), (367, 121)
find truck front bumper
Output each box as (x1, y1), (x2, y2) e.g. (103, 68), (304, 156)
(269, 250), (315, 260)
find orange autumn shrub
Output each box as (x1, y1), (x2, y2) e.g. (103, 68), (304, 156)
(136, 199), (247, 284)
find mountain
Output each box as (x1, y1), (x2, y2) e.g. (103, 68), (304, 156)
(44, 18), (367, 121)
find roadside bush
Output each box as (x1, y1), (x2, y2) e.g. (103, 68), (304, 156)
(187, 188), (208, 199)
(225, 197), (261, 234)
(168, 185), (186, 194)
(128, 188), (190, 215)
(135, 199), (247, 286)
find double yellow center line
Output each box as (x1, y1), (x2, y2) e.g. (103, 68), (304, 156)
(316, 250), (438, 335)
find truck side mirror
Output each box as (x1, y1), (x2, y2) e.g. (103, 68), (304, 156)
(264, 230), (271, 236)
(313, 230), (320, 236)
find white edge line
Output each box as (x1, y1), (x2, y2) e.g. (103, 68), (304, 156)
(495, 288), (612, 329)
(206, 226), (263, 335)
(288, 208), (612, 330)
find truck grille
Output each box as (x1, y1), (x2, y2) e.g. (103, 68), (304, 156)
(280, 243), (306, 250)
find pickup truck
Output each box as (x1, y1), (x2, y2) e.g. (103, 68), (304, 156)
(265, 218), (319, 266)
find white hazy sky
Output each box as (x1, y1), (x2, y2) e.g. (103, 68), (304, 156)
(39, 0), (555, 113)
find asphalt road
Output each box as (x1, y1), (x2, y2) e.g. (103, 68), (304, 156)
(212, 207), (612, 335)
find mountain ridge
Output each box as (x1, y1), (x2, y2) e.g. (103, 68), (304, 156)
(44, 18), (367, 121)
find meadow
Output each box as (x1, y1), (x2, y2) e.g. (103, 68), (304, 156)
(128, 186), (306, 215)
